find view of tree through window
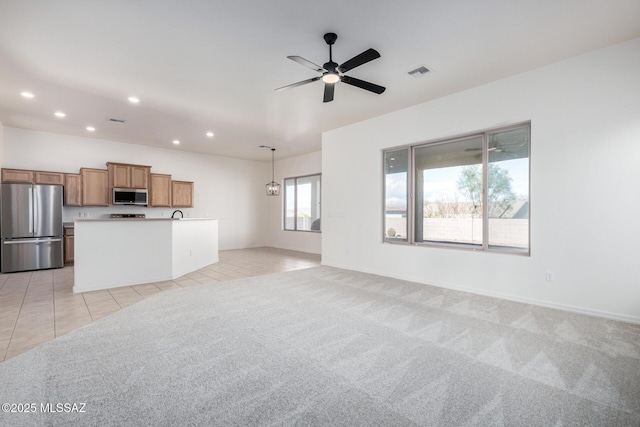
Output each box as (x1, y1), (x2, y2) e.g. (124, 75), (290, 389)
(487, 127), (530, 250)
(383, 123), (529, 253)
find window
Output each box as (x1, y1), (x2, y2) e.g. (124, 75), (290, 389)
(284, 174), (321, 232)
(384, 149), (409, 242)
(383, 123), (530, 254)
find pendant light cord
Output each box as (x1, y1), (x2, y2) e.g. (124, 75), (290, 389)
(271, 148), (275, 181)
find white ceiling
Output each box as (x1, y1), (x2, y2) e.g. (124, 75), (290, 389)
(1, 0), (639, 161)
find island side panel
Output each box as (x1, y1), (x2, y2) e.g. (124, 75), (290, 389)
(171, 219), (219, 278)
(74, 220), (173, 293)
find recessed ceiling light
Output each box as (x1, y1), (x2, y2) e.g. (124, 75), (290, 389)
(128, 96), (140, 104)
(54, 111), (66, 118)
(21, 91), (35, 98)
(206, 131), (214, 138)
(86, 126), (95, 132)
(172, 140), (180, 145)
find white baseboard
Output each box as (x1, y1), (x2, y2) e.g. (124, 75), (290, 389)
(320, 261), (640, 325)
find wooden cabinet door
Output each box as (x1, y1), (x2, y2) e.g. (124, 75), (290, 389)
(1, 169), (34, 183)
(111, 164), (131, 188)
(150, 173), (172, 207)
(64, 235), (75, 264)
(130, 166), (150, 189)
(172, 181), (194, 207)
(35, 171), (65, 185)
(81, 168), (110, 206)
(64, 173), (83, 206)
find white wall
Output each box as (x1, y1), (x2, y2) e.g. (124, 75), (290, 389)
(322, 38), (640, 323)
(267, 150), (322, 254)
(0, 122), (4, 167)
(2, 128), (269, 250)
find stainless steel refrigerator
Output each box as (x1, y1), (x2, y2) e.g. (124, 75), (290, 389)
(1, 183), (64, 273)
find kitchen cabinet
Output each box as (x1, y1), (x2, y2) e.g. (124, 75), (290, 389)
(130, 165), (150, 188)
(107, 162), (150, 189)
(35, 171), (65, 185)
(150, 173), (172, 207)
(64, 225), (74, 264)
(81, 168), (109, 206)
(2, 169), (65, 184)
(64, 173), (83, 206)
(2, 168), (34, 183)
(172, 181), (194, 208)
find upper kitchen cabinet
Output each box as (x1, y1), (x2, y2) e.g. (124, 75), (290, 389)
(107, 162), (151, 189)
(2, 169), (64, 185)
(2, 168), (35, 183)
(64, 173), (83, 206)
(81, 168), (109, 206)
(150, 173), (172, 207)
(35, 171), (65, 185)
(172, 181), (194, 208)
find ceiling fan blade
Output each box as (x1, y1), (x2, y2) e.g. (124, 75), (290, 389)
(323, 83), (335, 103)
(341, 75), (385, 94)
(337, 48), (380, 72)
(287, 56), (326, 72)
(275, 76), (321, 92)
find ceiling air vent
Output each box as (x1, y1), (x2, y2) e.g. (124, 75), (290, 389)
(109, 118), (126, 123)
(408, 65), (431, 78)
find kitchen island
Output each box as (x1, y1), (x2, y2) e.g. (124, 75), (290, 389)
(73, 218), (218, 293)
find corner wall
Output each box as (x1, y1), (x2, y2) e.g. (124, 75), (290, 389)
(267, 150), (322, 254)
(1, 128), (269, 251)
(322, 38), (640, 322)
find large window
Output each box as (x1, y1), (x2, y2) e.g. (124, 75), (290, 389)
(383, 123), (530, 254)
(284, 174), (321, 232)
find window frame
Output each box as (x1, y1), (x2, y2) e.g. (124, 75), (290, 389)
(383, 122), (531, 255)
(283, 173), (322, 233)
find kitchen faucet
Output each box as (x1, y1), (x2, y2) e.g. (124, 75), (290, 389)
(171, 210), (183, 219)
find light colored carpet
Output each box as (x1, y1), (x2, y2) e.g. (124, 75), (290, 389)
(1, 266), (639, 426)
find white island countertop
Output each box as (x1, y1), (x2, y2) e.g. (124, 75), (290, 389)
(74, 217), (217, 221)
(73, 218), (219, 293)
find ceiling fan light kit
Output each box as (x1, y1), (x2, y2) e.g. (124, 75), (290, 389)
(276, 32), (385, 103)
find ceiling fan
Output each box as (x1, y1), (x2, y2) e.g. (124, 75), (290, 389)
(275, 32), (385, 103)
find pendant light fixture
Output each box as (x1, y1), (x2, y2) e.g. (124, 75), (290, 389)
(262, 146), (281, 196)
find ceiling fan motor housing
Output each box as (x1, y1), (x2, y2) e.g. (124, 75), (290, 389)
(323, 32), (338, 45)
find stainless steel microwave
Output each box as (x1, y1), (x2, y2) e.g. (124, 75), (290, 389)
(113, 188), (148, 205)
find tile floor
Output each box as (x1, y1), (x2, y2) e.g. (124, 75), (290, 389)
(0, 247), (320, 362)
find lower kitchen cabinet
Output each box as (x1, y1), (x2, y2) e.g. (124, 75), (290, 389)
(64, 224), (75, 264)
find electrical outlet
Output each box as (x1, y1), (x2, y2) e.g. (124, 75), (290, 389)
(545, 271), (555, 282)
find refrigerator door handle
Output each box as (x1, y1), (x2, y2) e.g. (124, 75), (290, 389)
(29, 187), (34, 235)
(3, 238), (63, 244)
(32, 186), (38, 235)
